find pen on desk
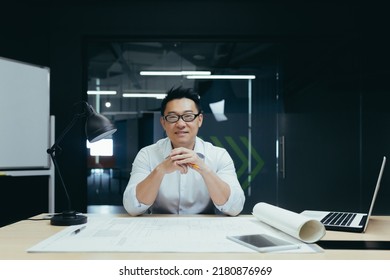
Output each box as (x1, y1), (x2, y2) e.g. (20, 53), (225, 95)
(72, 225), (86, 235)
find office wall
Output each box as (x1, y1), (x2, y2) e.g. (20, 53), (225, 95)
(0, 2), (51, 226)
(1, 1), (389, 226)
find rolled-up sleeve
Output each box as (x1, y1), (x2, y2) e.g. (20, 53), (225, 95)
(123, 182), (150, 216)
(211, 149), (245, 216)
(122, 148), (153, 216)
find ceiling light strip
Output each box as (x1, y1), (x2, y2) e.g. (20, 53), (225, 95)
(140, 71), (211, 76)
(186, 75), (256, 80)
(122, 93), (167, 99)
(87, 90), (117, 95)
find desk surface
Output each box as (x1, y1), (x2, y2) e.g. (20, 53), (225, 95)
(1, 214), (390, 260)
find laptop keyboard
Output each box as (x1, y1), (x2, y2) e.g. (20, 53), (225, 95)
(321, 212), (357, 226)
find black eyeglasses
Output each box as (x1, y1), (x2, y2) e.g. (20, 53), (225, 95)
(163, 112), (201, 123)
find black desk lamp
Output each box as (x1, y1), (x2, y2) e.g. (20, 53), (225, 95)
(47, 101), (117, 226)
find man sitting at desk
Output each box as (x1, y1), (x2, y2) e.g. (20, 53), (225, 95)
(123, 87), (245, 216)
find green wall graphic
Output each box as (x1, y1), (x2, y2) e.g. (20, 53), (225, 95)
(208, 136), (264, 190)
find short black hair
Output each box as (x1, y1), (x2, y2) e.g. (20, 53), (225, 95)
(160, 86), (202, 115)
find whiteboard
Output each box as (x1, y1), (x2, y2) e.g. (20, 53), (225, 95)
(0, 57), (50, 169)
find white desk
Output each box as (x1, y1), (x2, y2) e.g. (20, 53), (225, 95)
(1, 214), (390, 259)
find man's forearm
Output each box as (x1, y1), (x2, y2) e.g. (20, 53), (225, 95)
(135, 165), (165, 205)
(200, 167), (231, 205)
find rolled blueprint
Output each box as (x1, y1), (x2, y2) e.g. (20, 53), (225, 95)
(252, 202), (326, 243)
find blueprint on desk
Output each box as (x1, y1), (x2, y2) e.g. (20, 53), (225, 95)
(27, 216), (321, 253)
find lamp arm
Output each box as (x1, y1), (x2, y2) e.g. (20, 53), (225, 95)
(47, 112), (85, 156)
(46, 110), (86, 212)
(48, 152), (72, 211)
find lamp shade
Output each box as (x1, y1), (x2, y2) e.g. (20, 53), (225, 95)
(85, 104), (117, 143)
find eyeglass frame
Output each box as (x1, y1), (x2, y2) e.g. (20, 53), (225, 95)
(163, 112), (202, 123)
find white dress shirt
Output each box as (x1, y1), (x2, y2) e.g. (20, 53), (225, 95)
(123, 137), (245, 216)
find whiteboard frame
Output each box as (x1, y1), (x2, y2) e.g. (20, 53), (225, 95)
(0, 56), (55, 212)
(0, 56), (51, 170)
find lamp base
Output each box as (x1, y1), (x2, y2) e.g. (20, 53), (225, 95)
(50, 210), (87, 226)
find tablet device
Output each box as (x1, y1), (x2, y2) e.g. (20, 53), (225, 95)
(227, 234), (300, 252)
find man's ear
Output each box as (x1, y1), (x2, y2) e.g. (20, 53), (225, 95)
(198, 114), (203, 127)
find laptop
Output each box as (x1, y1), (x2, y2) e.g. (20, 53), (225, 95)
(301, 156), (386, 233)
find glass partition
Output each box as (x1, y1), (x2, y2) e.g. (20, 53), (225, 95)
(85, 37), (390, 215)
(86, 41), (279, 213)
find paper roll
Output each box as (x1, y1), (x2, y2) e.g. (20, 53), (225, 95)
(252, 202), (326, 243)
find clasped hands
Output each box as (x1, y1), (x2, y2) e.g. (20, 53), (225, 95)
(163, 147), (205, 174)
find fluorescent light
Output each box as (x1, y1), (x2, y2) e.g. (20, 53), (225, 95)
(122, 93), (167, 99)
(87, 90), (117, 95)
(187, 75), (256, 80)
(140, 71), (211, 76)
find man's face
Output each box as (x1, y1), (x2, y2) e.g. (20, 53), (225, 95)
(160, 98), (203, 149)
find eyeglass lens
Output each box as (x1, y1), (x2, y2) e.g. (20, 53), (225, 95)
(165, 113), (198, 123)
